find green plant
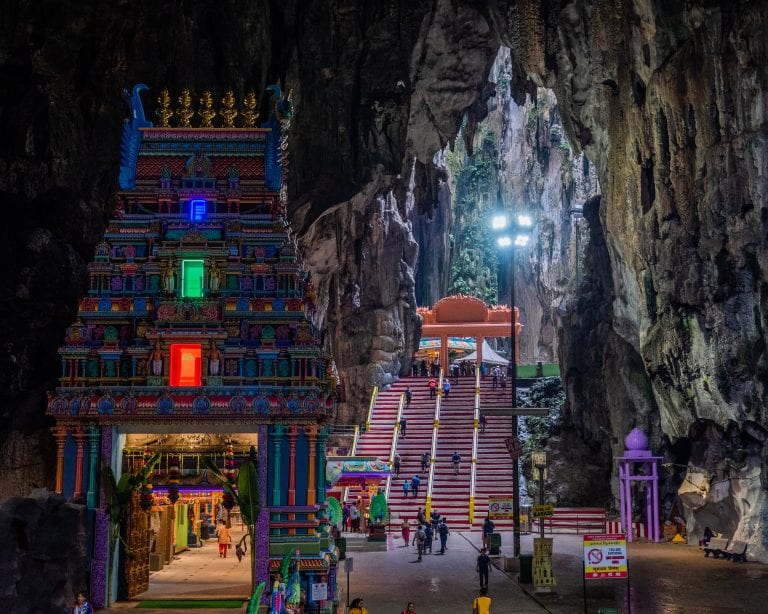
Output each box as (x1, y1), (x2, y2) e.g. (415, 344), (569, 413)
(204, 447), (260, 590)
(102, 452), (161, 604)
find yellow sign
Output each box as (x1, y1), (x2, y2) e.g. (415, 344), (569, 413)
(583, 533), (628, 579)
(532, 503), (554, 519)
(488, 497), (514, 519)
(533, 538), (556, 591)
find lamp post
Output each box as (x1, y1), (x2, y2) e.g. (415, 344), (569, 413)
(492, 210), (532, 558)
(532, 450), (547, 539)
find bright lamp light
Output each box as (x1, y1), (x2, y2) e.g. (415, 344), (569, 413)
(497, 236), (512, 248)
(514, 235), (529, 247)
(491, 214), (508, 230)
(517, 214), (533, 227)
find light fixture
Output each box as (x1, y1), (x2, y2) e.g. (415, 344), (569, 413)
(497, 236), (512, 248)
(514, 235), (529, 247)
(491, 214), (508, 230)
(517, 214), (533, 227)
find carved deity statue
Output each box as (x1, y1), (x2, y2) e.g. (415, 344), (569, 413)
(241, 91), (258, 128)
(220, 90), (238, 127)
(208, 342), (221, 376)
(176, 89), (194, 127)
(151, 342), (163, 376)
(208, 260), (221, 294)
(156, 89), (173, 127)
(162, 261), (175, 294)
(199, 90), (216, 127)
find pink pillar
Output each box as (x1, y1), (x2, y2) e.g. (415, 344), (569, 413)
(73, 428), (86, 499)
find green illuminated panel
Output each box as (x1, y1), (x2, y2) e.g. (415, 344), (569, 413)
(182, 260), (204, 298)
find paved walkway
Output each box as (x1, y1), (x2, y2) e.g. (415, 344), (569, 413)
(99, 529), (768, 613)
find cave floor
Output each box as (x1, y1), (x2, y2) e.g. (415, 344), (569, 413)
(99, 529), (768, 613)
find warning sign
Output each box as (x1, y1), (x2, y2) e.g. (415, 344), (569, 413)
(533, 538), (556, 591)
(488, 497), (514, 519)
(583, 533), (628, 579)
(532, 503), (554, 519)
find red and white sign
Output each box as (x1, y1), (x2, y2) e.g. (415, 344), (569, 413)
(504, 436), (523, 459)
(583, 533), (628, 579)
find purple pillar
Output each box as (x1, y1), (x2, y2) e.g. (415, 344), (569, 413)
(91, 425), (113, 608)
(257, 424), (270, 598)
(615, 429), (661, 544)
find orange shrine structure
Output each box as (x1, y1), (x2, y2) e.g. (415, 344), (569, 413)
(417, 295), (521, 367)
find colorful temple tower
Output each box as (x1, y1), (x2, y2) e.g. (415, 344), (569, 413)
(47, 84), (338, 609)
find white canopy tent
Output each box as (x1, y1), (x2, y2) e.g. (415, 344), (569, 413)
(453, 339), (509, 365)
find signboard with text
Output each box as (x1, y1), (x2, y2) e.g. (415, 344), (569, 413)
(504, 436), (523, 459)
(488, 497), (515, 519)
(583, 533), (628, 579)
(532, 503), (554, 519)
(310, 582), (328, 601)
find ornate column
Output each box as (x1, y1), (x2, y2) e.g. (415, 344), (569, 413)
(86, 425), (100, 508)
(73, 427), (86, 499)
(287, 426), (297, 535)
(91, 425), (113, 609)
(53, 426), (68, 494)
(316, 426), (330, 503)
(271, 425), (286, 506)
(306, 426), (318, 506)
(256, 424), (270, 596)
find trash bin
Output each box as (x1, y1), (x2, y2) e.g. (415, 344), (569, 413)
(489, 532), (502, 555)
(518, 554), (533, 583)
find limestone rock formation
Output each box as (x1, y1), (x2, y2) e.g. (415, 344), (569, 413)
(0, 490), (88, 612)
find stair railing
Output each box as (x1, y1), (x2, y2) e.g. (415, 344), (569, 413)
(469, 367), (481, 525)
(385, 392), (406, 499)
(424, 368), (443, 517)
(342, 423), (361, 504)
(364, 385), (379, 433)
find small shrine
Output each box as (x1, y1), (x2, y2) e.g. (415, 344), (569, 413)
(616, 428), (661, 542)
(47, 84), (338, 610)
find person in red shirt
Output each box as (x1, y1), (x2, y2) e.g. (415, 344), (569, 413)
(428, 378), (437, 398)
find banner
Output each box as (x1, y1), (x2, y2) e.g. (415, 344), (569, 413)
(487, 497), (514, 519)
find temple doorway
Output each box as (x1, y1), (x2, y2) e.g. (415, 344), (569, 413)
(119, 430), (256, 602)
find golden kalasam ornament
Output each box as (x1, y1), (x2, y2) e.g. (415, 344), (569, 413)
(176, 89), (194, 127)
(199, 90), (216, 128)
(220, 90), (238, 127)
(156, 89), (173, 127)
(241, 91), (258, 128)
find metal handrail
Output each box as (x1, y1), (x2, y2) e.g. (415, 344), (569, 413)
(385, 393), (405, 499)
(364, 385), (379, 432)
(342, 424), (361, 504)
(424, 368), (443, 517)
(469, 367), (481, 525)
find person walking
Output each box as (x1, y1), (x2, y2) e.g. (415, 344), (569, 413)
(479, 413), (487, 434)
(349, 503), (361, 533)
(442, 379), (451, 398)
(482, 515), (495, 550)
(438, 518), (450, 554)
(427, 378), (437, 398)
(405, 386), (413, 407)
(411, 474), (421, 498)
(399, 415), (407, 438)
(393, 453), (401, 478)
(476, 548), (492, 589)
(416, 507), (426, 526)
(430, 509), (440, 535)
(216, 519), (231, 558)
(412, 524), (426, 561)
(401, 518), (411, 546)
(472, 587), (492, 614)
(411, 361), (418, 377)
(424, 522), (433, 553)
(402, 479), (410, 498)
(452, 451), (462, 475)
(421, 451), (430, 472)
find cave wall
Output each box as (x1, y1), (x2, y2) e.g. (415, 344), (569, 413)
(494, 0), (768, 556)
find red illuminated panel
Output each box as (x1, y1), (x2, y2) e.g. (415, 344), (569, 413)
(170, 344), (202, 386)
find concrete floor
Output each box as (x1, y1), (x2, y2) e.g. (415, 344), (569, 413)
(100, 529), (768, 613)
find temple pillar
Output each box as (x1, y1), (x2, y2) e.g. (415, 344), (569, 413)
(440, 335), (448, 372)
(271, 425), (286, 506)
(476, 336), (484, 369)
(91, 425), (114, 609)
(53, 426), (68, 494)
(256, 425), (270, 593)
(316, 427), (330, 503)
(73, 427), (86, 499)
(288, 426), (297, 534)
(306, 426), (317, 506)
(86, 425), (100, 508)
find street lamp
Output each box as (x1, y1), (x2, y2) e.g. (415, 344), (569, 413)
(532, 450), (547, 539)
(491, 209), (532, 558)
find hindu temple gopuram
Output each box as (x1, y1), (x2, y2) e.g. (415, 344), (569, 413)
(46, 84), (338, 609)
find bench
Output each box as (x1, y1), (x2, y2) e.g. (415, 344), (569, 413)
(703, 537), (730, 559)
(723, 540), (748, 563)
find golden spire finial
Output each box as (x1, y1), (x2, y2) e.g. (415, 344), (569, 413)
(176, 89), (194, 127)
(241, 90), (258, 128)
(156, 88), (173, 127)
(220, 90), (238, 127)
(199, 90), (216, 127)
